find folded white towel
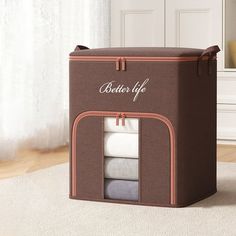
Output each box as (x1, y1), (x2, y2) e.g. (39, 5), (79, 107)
(104, 157), (138, 180)
(104, 117), (139, 133)
(104, 133), (139, 158)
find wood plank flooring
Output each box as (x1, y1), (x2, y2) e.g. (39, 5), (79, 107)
(0, 146), (68, 180)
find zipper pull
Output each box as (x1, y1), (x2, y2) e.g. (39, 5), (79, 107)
(121, 57), (126, 71)
(116, 57), (121, 71)
(121, 113), (126, 126)
(116, 113), (120, 126)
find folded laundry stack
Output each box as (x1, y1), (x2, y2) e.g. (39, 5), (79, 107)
(104, 117), (139, 201)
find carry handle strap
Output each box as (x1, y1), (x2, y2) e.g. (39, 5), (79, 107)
(197, 45), (220, 76)
(199, 45), (220, 60)
(74, 45), (89, 51)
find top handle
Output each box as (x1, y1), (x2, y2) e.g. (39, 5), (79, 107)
(199, 45), (221, 59)
(74, 45), (89, 51)
(197, 45), (220, 76)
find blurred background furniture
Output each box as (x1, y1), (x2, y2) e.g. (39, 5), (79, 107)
(111, 0), (236, 143)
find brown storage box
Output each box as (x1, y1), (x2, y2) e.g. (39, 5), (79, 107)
(69, 45), (220, 207)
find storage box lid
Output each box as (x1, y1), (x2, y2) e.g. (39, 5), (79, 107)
(70, 45), (220, 58)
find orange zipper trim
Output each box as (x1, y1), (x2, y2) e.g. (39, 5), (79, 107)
(121, 112), (126, 126)
(69, 55), (215, 72)
(71, 110), (176, 205)
(69, 55), (213, 62)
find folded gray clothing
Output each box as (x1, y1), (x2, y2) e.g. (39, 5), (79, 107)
(104, 157), (138, 180)
(104, 179), (138, 201)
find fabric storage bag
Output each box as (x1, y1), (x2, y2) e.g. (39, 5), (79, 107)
(69, 45), (220, 207)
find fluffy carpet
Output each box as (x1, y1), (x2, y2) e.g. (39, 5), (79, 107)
(0, 162), (236, 236)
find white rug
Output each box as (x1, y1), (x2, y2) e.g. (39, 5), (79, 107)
(0, 162), (236, 236)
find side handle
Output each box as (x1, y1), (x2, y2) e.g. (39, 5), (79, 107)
(199, 45), (220, 59)
(74, 45), (89, 51)
(198, 45), (221, 76)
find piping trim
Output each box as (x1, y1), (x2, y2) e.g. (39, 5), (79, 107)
(69, 55), (215, 62)
(71, 111), (176, 205)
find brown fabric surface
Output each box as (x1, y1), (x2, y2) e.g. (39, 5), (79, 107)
(176, 60), (217, 204)
(70, 47), (217, 207)
(72, 117), (104, 199)
(140, 118), (170, 205)
(70, 47), (204, 57)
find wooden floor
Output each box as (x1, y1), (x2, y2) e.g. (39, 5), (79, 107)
(0, 144), (236, 180)
(0, 146), (69, 180)
(217, 144), (236, 162)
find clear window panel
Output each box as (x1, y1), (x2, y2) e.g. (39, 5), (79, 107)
(103, 117), (139, 201)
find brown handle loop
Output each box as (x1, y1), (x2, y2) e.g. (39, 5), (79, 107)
(199, 45), (220, 59)
(197, 45), (220, 76)
(74, 45), (89, 51)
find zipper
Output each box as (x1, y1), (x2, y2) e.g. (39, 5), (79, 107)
(121, 112), (126, 126)
(69, 55), (212, 61)
(116, 113), (120, 125)
(116, 58), (120, 71)
(70, 55), (215, 72)
(115, 112), (126, 126)
(121, 57), (126, 71)
(71, 110), (176, 205)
